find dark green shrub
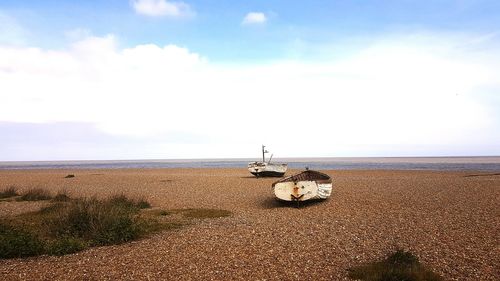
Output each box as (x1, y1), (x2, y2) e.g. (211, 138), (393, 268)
(0, 186), (18, 199)
(91, 214), (139, 245)
(348, 249), (443, 281)
(17, 188), (52, 201)
(0, 223), (44, 259)
(47, 237), (87, 256)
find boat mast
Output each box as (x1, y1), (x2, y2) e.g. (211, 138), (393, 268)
(267, 154), (273, 164)
(262, 145), (269, 162)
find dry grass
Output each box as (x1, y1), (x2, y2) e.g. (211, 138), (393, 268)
(17, 188), (52, 201)
(0, 186), (18, 199)
(52, 190), (71, 202)
(108, 194), (152, 210)
(48, 197), (143, 246)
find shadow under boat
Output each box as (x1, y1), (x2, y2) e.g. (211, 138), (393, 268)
(259, 196), (326, 209)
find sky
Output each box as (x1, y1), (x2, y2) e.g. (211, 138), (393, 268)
(1, 0), (499, 160)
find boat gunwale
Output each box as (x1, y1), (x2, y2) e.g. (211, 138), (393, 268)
(272, 170), (331, 187)
(248, 162), (288, 167)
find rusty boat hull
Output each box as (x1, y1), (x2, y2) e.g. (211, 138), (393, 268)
(272, 170), (332, 201)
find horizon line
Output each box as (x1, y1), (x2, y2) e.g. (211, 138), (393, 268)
(1, 155), (499, 163)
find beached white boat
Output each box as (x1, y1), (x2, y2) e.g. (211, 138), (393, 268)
(272, 169), (332, 202)
(248, 145), (287, 177)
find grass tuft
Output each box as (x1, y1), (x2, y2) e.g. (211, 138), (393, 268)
(48, 197), (142, 246)
(348, 249), (443, 281)
(108, 194), (135, 207)
(52, 190), (71, 202)
(108, 194), (152, 209)
(136, 199), (151, 209)
(17, 188), (52, 201)
(386, 248), (420, 266)
(0, 186), (18, 199)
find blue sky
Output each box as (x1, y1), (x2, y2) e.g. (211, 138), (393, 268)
(1, 0), (499, 160)
(3, 0), (500, 59)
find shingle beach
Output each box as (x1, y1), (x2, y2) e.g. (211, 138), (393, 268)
(0, 168), (498, 280)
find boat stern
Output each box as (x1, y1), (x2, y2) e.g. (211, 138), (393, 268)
(248, 162), (266, 175)
(273, 181), (319, 202)
(271, 169), (333, 202)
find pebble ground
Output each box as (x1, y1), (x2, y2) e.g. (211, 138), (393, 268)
(0, 168), (498, 280)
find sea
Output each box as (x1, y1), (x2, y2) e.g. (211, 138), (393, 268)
(0, 157), (499, 171)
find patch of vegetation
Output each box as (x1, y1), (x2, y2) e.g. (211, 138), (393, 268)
(0, 223), (44, 259)
(181, 208), (232, 219)
(64, 174), (75, 178)
(348, 249), (443, 281)
(136, 199), (152, 209)
(136, 209), (182, 232)
(47, 237), (88, 256)
(108, 194), (152, 210)
(48, 197), (143, 246)
(52, 190), (71, 202)
(0, 186), (18, 199)
(1, 194), (153, 259)
(1, 190), (232, 259)
(17, 188), (52, 201)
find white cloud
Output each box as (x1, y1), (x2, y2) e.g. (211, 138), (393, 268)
(0, 32), (499, 158)
(242, 12), (267, 25)
(131, 0), (194, 18)
(65, 28), (93, 41)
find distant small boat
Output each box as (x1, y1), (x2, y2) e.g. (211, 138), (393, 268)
(272, 169), (332, 202)
(248, 145), (287, 177)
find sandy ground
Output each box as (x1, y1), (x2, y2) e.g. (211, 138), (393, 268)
(0, 168), (498, 280)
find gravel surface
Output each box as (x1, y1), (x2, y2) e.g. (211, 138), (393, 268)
(0, 168), (499, 280)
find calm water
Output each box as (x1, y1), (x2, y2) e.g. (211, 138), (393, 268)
(0, 157), (499, 171)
